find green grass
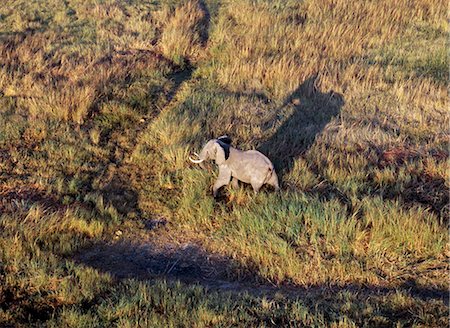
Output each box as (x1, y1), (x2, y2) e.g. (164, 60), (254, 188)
(0, 0), (448, 326)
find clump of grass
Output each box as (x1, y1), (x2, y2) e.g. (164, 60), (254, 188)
(159, 0), (208, 66)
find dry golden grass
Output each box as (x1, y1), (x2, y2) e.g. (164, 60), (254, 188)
(159, 0), (208, 65)
(208, 0), (446, 100)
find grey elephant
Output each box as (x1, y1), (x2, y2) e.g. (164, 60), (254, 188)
(189, 136), (280, 197)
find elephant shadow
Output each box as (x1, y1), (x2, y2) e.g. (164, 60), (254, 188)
(258, 75), (344, 181)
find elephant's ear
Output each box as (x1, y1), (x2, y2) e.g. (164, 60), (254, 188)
(214, 140), (230, 164)
(217, 135), (232, 145)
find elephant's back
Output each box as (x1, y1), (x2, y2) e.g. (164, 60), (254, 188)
(245, 150), (274, 169)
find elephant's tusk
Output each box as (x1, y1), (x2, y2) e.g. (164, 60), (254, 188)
(189, 156), (204, 164)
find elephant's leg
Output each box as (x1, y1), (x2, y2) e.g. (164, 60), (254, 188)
(213, 167), (232, 197)
(230, 177), (239, 189)
(251, 180), (264, 194)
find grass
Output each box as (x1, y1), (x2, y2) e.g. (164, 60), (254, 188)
(0, 0), (448, 326)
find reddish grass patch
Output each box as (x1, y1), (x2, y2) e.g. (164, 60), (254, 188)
(379, 146), (421, 166)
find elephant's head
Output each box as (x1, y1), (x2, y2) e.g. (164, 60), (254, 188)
(189, 136), (232, 166)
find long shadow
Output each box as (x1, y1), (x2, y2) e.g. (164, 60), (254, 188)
(0, 0), (211, 220)
(87, 0), (216, 216)
(88, 68), (195, 219)
(258, 75), (344, 179)
(257, 75), (353, 209)
(72, 239), (449, 305)
(197, 0), (211, 47)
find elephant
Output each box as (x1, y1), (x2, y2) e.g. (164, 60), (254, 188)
(189, 136), (280, 197)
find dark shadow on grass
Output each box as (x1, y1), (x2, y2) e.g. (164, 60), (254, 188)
(72, 239), (449, 305)
(85, 0), (214, 214)
(90, 59), (195, 216)
(0, 183), (88, 214)
(1, 267), (109, 327)
(372, 147), (450, 221)
(256, 75), (352, 209)
(197, 0), (211, 47)
(84, 48), (188, 124)
(258, 74), (344, 179)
